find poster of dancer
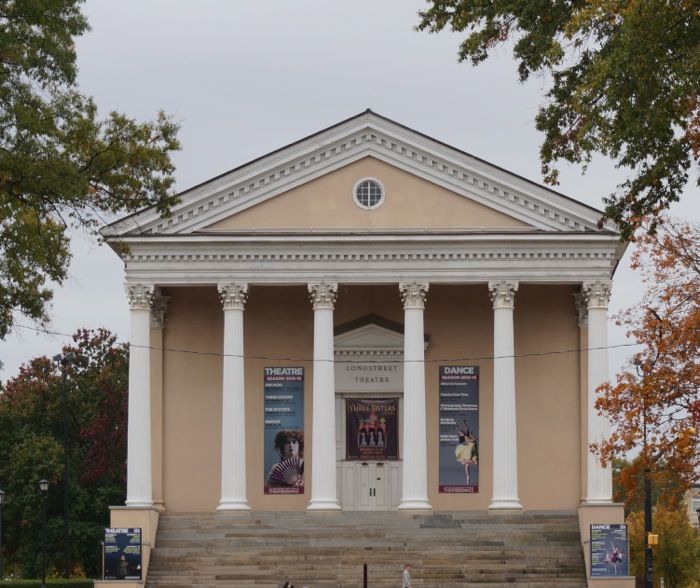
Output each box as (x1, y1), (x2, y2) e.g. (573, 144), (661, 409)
(263, 367), (305, 494)
(438, 366), (480, 493)
(346, 398), (399, 460)
(590, 524), (629, 577)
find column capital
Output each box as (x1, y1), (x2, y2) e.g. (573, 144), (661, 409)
(488, 281), (518, 309)
(573, 292), (588, 327)
(126, 284), (155, 310)
(399, 282), (429, 309)
(581, 280), (612, 309)
(308, 282), (337, 310)
(150, 287), (170, 329)
(218, 283), (249, 310)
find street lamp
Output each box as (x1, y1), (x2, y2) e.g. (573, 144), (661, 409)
(696, 507), (700, 527)
(0, 489), (5, 581)
(39, 480), (49, 588)
(634, 359), (654, 588)
(53, 351), (75, 579)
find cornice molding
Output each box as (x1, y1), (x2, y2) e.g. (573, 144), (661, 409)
(120, 245), (619, 268)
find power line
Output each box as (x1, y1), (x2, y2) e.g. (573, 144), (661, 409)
(11, 322), (643, 364)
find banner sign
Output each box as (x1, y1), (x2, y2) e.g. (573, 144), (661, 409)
(590, 524), (628, 577)
(264, 367), (305, 494)
(103, 527), (142, 580)
(346, 398), (399, 460)
(438, 366), (480, 493)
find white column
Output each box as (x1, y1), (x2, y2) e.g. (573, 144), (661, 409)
(582, 281), (613, 503)
(488, 280), (522, 511)
(398, 282), (432, 511)
(217, 284), (250, 511)
(125, 284), (154, 507)
(307, 282), (341, 511)
(150, 288), (169, 511)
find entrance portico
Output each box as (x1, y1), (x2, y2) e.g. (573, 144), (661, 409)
(120, 276), (616, 516)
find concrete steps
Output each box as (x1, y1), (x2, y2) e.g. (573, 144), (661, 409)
(145, 511), (587, 588)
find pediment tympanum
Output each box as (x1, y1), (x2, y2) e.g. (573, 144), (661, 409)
(204, 158), (529, 232)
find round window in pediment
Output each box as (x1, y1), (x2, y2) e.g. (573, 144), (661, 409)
(353, 178), (385, 210)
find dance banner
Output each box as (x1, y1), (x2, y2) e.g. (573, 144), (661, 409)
(590, 524), (628, 577)
(346, 398), (399, 460)
(103, 528), (142, 580)
(263, 367), (305, 494)
(438, 366), (480, 493)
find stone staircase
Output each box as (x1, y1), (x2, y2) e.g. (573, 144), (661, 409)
(146, 511), (587, 588)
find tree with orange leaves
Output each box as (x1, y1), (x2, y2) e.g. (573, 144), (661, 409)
(593, 216), (700, 507)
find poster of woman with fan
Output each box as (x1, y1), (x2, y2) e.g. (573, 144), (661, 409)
(265, 429), (304, 488)
(263, 366), (305, 494)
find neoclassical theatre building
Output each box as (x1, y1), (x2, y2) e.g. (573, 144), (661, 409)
(101, 110), (629, 578)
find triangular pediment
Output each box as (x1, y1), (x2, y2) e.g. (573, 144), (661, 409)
(102, 110), (615, 239)
(334, 314), (430, 357)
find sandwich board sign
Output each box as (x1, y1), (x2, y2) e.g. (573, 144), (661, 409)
(103, 527), (142, 580)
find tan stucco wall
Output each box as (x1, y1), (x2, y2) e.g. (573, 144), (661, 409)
(161, 287), (224, 512)
(206, 157), (530, 231)
(515, 285), (582, 509)
(156, 282), (583, 513)
(422, 284), (494, 511)
(244, 285), (314, 511)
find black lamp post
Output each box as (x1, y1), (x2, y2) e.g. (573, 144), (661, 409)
(39, 480), (49, 588)
(643, 461), (653, 588)
(53, 351), (75, 579)
(634, 359), (654, 588)
(0, 489), (5, 581)
(696, 507), (700, 528)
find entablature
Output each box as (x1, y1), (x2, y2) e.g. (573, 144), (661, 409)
(118, 232), (622, 287)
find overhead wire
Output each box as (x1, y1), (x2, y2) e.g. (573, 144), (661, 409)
(10, 321), (643, 365)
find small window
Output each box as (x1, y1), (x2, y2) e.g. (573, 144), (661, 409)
(353, 178), (385, 210)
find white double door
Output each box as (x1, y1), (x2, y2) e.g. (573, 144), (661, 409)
(336, 395), (402, 511)
(357, 460), (402, 510)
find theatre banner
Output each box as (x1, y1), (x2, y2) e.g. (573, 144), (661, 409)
(438, 366), (480, 493)
(103, 527), (142, 580)
(590, 524), (628, 577)
(346, 398), (399, 460)
(263, 367), (305, 494)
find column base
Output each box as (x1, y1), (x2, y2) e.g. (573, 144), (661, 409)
(582, 497), (613, 505)
(125, 499), (154, 508)
(488, 499), (522, 510)
(217, 500), (251, 511)
(398, 499), (432, 511)
(307, 499), (342, 511)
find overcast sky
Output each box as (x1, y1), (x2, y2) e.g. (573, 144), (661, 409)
(1, 0), (696, 382)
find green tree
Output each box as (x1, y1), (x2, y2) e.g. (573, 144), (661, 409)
(416, 1), (700, 239)
(0, 328), (128, 578)
(627, 505), (700, 588)
(0, 0), (180, 338)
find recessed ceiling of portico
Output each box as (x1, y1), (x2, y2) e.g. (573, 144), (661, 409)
(204, 157), (529, 232)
